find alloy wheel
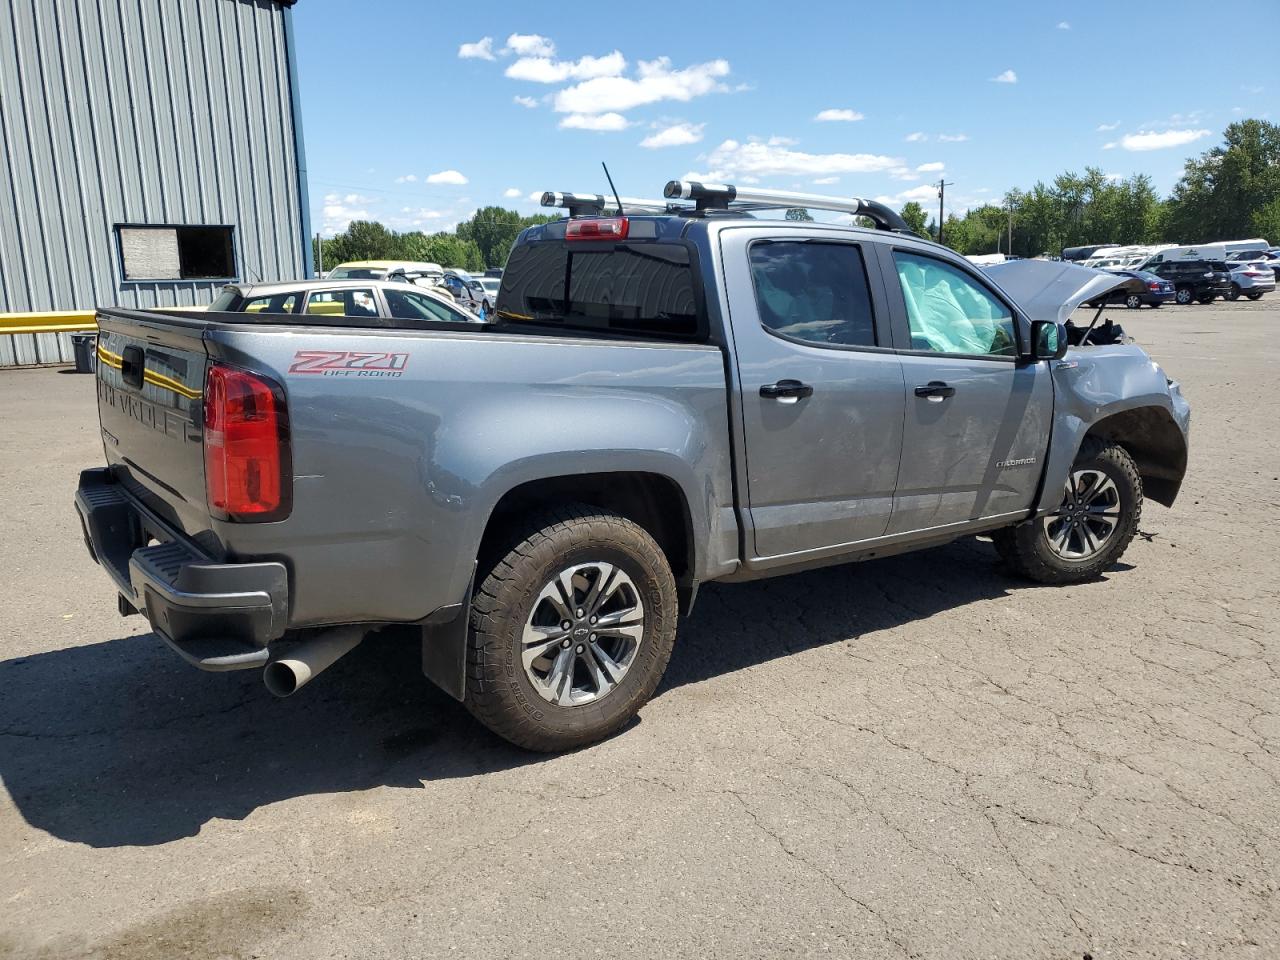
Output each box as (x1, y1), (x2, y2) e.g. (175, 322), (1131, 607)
(1042, 468), (1123, 561)
(521, 561), (645, 706)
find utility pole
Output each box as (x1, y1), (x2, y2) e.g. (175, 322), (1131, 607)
(936, 179), (954, 244)
(316, 232), (323, 275)
(1007, 204), (1013, 256)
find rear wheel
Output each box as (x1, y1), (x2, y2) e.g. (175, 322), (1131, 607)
(1227, 284), (1242, 301)
(1175, 286), (1193, 305)
(1124, 294), (1141, 309)
(465, 504), (677, 752)
(1247, 291), (1264, 301)
(1197, 295), (1217, 304)
(994, 439), (1142, 584)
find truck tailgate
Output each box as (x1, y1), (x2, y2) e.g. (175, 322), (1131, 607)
(95, 310), (212, 540)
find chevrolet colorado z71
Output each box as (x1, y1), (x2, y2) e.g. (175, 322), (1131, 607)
(75, 181), (1190, 751)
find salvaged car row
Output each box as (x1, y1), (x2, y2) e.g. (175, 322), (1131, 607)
(75, 180), (1191, 751)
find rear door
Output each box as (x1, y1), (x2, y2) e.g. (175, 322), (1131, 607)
(720, 228), (906, 565)
(878, 247), (1053, 534)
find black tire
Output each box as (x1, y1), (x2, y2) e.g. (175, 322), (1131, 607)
(1150, 301), (1162, 308)
(1247, 292), (1263, 300)
(1197, 295), (1217, 304)
(1174, 286), (1193, 305)
(1227, 284), (1241, 301)
(465, 504), (677, 752)
(993, 439), (1142, 585)
(1124, 294), (1141, 309)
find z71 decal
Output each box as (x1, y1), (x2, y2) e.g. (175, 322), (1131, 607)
(288, 350), (409, 377)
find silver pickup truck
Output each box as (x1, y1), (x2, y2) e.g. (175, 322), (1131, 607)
(75, 181), (1190, 751)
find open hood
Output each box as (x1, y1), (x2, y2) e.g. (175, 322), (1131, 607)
(984, 260), (1145, 325)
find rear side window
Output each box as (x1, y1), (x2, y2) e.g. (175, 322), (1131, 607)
(384, 288), (471, 323)
(497, 242), (701, 338)
(748, 241), (876, 348)
(242, 293), (298, 314)
(306, 289), (378, 317)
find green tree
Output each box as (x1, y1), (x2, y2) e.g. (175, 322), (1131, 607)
(785, 208), (814, 221)
(1165, 119), (1280, 241)
(899, 201), (929, 236)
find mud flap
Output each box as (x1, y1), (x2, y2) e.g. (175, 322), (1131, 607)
(419, 563), (475, 701)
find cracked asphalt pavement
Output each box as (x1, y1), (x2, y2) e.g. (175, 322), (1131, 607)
(2, 301), (1277, 959)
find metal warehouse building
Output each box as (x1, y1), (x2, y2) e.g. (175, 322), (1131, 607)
(0, 0), (311, 366)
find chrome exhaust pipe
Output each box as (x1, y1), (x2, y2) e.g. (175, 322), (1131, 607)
(264, 626), (364, 698)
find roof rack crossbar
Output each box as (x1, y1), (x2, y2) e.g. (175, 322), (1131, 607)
(664, 180), (914, 233)
(540, 191), (686, 217)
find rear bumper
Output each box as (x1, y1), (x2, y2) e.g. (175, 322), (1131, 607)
(75, 468), (288, 671)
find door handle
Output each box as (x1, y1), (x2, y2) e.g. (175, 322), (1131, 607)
(760, 379), (814, 401)
(914, 381), (956, 402)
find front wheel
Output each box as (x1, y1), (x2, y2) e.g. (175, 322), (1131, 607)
(1174, 286), (1193, 305)
(993, 439), (1142, 584)
(1247, 292), (1264, 300)
(465, 504), (677, 752)
(1125, 294), (1142, 309)
(1227, 284), (1241, 301)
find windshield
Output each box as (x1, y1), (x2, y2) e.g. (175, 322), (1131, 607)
(327, 267), (384, 280)
(496, 241), (702, 338)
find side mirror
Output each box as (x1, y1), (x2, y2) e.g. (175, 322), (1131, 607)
(1030, 320), (1068, 361)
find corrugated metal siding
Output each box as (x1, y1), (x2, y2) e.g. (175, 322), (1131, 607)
(0, 0), (303, 363)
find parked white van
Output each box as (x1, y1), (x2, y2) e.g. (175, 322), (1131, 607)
(1140, 244), (1228, 268)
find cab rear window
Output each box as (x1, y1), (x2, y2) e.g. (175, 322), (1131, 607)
(496, 241), (702, 339)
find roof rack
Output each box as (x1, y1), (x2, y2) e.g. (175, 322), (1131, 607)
(538, 181), (917, 236)
(540, 191), (684, 217)
(664, 180), (914, 233)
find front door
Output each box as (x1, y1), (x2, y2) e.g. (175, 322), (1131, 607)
(882, 249), (1053, 534)
(721, 230), (906, 565)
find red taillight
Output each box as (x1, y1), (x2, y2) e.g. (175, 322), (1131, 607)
(565, 217), (629, 241)
(204, 364), (290, 521)
(1148, 282), (1160, 290)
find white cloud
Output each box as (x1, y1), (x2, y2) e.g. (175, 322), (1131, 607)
(640, 121), (705, 148)
(1056, 21), (1070, 30)
(697, 137), (904, 180)
(513, 95), (539, 108)
(321, 192), (374, 234)
(916, 161), (945, 172)
(881, 185), (940, 206)
(814, 108), (864, 123)
(528, 191), (546, 203)
(1102, 141), (1116, 150)
(938, 133), (969, 142)
(426, 169), (469, 185)
(890, 168), (920, 181)
(503, 33), (556, 58)
(394, 174), (418, 184)
(559, 111), (630, 131)
(505, 51), (626, 84)
(812, 176), (839, 185)
(458, 37), (495, 60)
(1119, 128), (1211, 151)
(503, 187), (522, 198)
(905, 131), (927, 142)
(1096, 121), (1120, 132)
(990, 69), (1017, 84)
(554, 57), (730, 115)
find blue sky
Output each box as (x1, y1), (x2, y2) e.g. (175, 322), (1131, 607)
(292, 0), (1276, 237)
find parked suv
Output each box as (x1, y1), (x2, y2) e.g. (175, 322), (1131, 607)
(75, 180), (1189, 752)
(1226, 261), (1276, 301)
(1145, 259), (1233, 304)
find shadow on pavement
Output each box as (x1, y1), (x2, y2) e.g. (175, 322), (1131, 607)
(0, 539), (1060, 848)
